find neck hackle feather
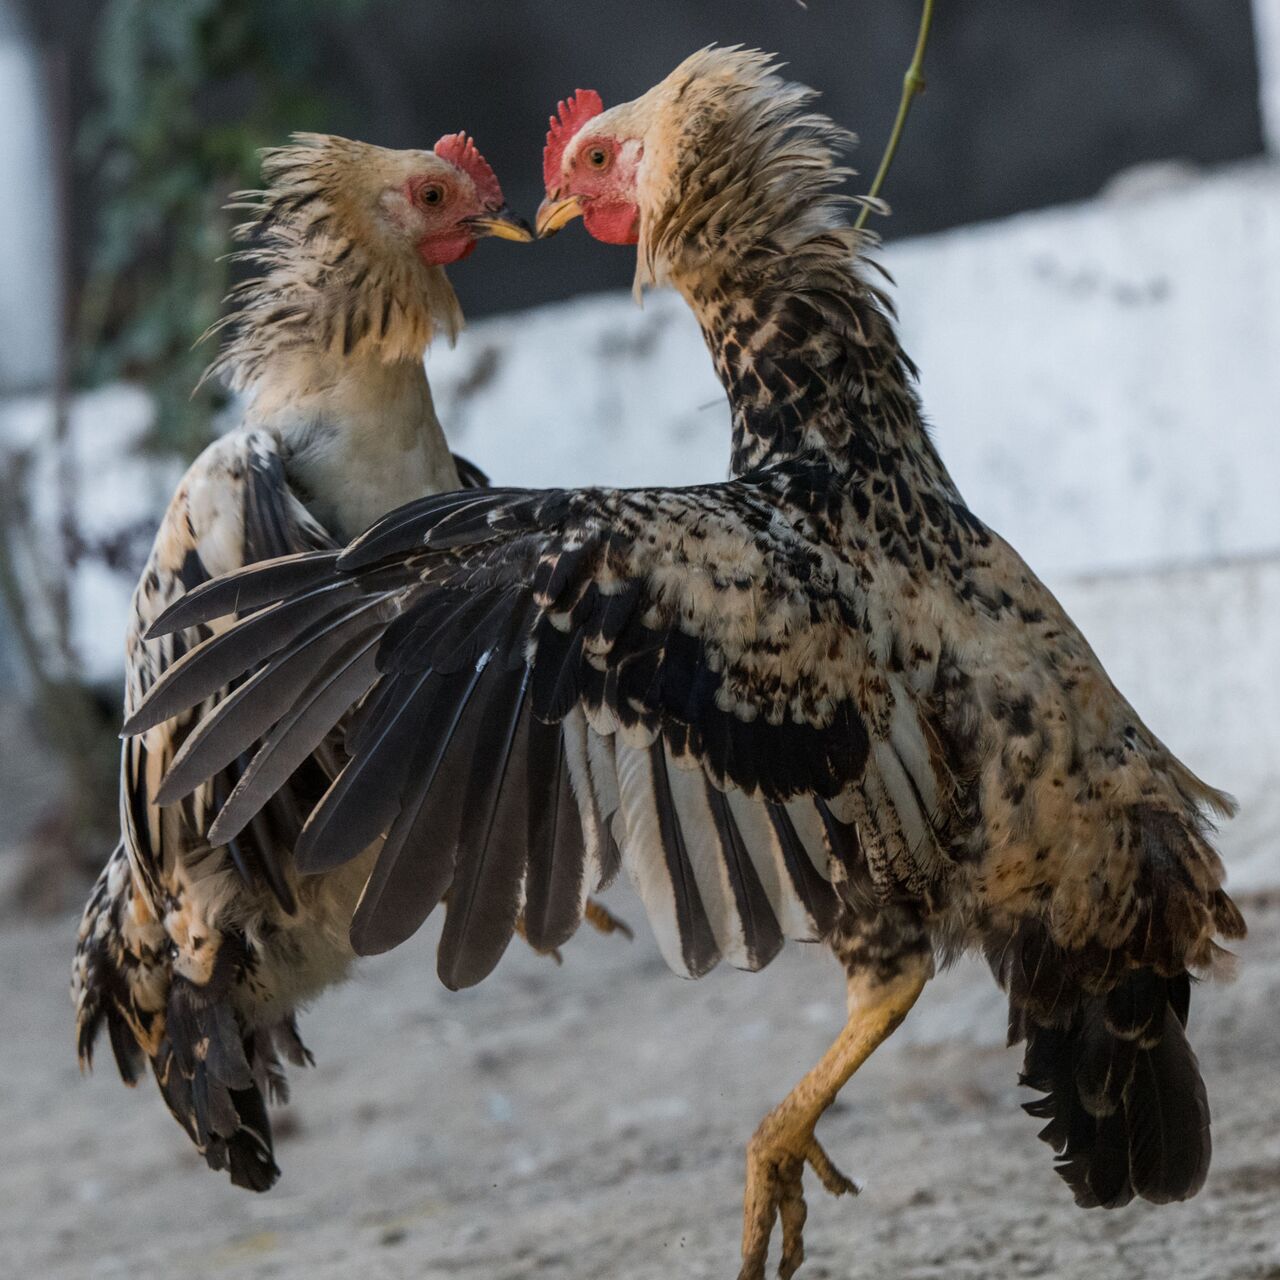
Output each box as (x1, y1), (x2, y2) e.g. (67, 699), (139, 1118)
(202, 133), (464, 402)
(616, 48), (923, 473)
(631, 48), (883, 295)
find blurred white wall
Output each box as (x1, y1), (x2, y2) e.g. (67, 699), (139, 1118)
(0, 0), (57, 393)
(429, 162), (1280, 578)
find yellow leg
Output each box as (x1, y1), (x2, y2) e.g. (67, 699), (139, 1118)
(738, 950), (932, 1280)
(515, 897), (633, 965)
(513, 912), (563, 965)
(584, 897), (634, 940)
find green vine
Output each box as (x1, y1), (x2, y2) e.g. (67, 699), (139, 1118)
(856, 0), (937, 231)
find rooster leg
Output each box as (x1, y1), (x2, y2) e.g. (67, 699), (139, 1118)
(738, 915), (932, 1280)
(513, 913), (563, 965)
(584, 897), (634, 940)
(515, 899), (633, 965)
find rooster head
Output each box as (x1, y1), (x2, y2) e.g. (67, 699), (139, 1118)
(538, 49), (854, 290)
(383, 132), (531, 264)
(538, 89), (642, 246)
(260, 132), (531, 270)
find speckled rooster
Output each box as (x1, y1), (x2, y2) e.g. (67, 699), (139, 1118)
(125, 51), (1244, 1280)
(71, 131), (531, 1190)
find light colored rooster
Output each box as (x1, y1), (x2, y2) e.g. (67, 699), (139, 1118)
(72, 131), (530, 1189)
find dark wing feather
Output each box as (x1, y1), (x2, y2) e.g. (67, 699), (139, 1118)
(206, 634), (382, 845)
(704, 781), (784, 970)
(294, 670), (437, 874)
(145, 552), (341, 640)
(521, 716), (589, 952)
(154, 594), (380, 805)
(347, 658), (496, 955)
(451, 452), (490, 489)
(767, 803), (843, 937)
(436, 663), (533, 989)
(339, 488), (523, 568)
(121, 430), (339, 915)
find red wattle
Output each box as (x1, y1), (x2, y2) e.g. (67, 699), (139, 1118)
(583, 201), (639, 246)
(419, 234), (476, 266)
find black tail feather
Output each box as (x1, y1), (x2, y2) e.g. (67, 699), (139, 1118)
(1012, 956), (1211, 1209)
(1126, 1007), (1211, 1203)
(102, 1002), (146, 1086)
(146, 936), (312, 1193)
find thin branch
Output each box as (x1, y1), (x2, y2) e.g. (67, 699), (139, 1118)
(855, 0), (936, 231)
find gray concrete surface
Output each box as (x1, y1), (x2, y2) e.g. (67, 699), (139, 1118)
(6, 893), (1277, 1280)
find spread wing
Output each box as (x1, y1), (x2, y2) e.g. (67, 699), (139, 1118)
(123, 434), (493, 914)
(131, 463), (957, 987)
(121, 429), (340, 912)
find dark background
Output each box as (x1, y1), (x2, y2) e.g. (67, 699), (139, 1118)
(19, 0), (1267, 318)
(0, 0), (1267, 883)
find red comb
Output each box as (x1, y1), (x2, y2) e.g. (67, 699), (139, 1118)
(434, 132), (504, 209)
(543, 89), (605, 191)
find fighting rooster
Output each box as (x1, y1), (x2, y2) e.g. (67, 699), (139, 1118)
(72, 131), (530, 1190)
(128, 51), (1244, 1280)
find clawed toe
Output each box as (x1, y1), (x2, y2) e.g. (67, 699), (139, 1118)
(739, 1156), (789, 1279)
(739, 1130), (857, 1280)
(775, 1155), (809, 1280)
(803, 1136), (859, 1199)
(584, 898), (634, 939)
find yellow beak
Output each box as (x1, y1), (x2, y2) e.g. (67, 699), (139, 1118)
(469, 206), (534, 242)
(536, 194), (585, 239)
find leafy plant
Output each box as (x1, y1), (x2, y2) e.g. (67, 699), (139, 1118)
(75, 0), (375, 453)
(0, 0), (377, 902)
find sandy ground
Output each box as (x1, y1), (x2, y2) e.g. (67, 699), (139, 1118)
(5, 892), (1279, 1280)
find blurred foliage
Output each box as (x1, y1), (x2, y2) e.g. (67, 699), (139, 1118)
(1, 0), (375, 897)
(0, 459), (120, 903)
(75, 0), (374, 455)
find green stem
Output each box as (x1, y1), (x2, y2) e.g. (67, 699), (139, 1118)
(855, 0), (936, 231)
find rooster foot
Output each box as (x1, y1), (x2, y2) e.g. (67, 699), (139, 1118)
(738, 1120), (857, 1280)
(584, 897), (634, 940)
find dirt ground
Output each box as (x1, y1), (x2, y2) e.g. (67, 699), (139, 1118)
(5, 892), (1278, 1280)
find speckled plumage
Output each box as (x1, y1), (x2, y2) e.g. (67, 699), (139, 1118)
(128, 51), (1246, 1274)
(204, 134), (466, 397)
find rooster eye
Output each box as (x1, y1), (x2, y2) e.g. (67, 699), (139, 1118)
(586, 146), (610, 170)
(420, 184), (445, 206)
